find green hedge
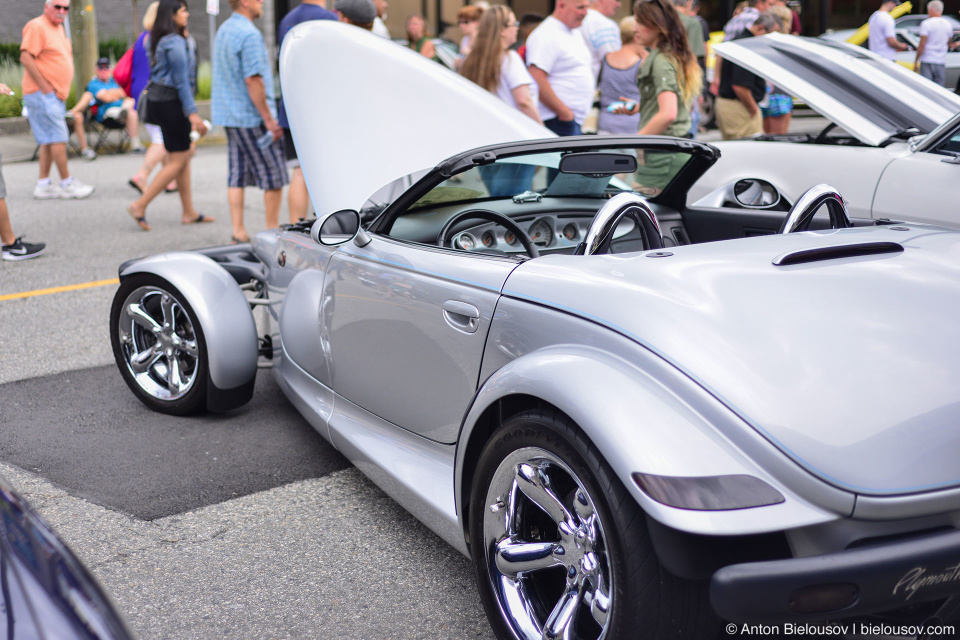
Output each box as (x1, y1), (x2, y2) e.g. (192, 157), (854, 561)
(0, 43), (19, 67)
(98, 36), (130, 62)
(0, 38), (131, 67)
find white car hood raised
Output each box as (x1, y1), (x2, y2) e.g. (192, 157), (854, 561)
(504, 226), (960, 496)
(279, 21), (553, 214)
(713, 33), (960, 146)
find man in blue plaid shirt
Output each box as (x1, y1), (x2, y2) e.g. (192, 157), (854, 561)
(212, 0), (289, 244)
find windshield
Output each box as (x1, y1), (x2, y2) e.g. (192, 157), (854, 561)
(406, 147), (693, 213)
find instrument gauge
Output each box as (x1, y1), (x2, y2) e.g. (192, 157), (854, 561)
(456, 233), (477, 251)
(504, 231), (518, 246)
(482, 231), (496, 248)
(563, 223), (579, 241)
(528, 220), (554, 247)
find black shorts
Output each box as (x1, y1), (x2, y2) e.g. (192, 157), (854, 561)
(283, 128), (298, 162)
(148, 99), (191, 152)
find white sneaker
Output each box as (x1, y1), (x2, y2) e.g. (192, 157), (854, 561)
(59, 180), (94, 199)
(80, 148), (97, 161)
(33, 183), (62, 199)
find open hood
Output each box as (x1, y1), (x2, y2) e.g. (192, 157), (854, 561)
(279, 21), (553, 215)
(713, 33), (960, 146)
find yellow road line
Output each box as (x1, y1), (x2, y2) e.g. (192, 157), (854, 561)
(0, 278), (120, 302)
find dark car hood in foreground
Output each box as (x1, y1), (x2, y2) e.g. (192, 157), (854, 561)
(713, 33), (960, 146)
(504, 226), (960, 496)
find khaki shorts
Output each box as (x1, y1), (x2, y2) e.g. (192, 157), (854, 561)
(716, 97), (763, 140)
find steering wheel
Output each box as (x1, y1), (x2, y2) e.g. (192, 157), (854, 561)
(437, 209), (540, 259)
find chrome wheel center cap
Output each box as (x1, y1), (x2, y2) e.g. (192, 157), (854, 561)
(554, 520), (598, 585)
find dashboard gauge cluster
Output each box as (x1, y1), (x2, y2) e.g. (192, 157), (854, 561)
(451, 214), (634, 255)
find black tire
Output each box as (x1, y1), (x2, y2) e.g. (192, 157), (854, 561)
(470, 407), (718, 640)
(110, 274), (208, 415)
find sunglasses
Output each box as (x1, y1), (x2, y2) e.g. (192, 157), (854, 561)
(52, 4), (69, 10)
(459, 18), (475, 24)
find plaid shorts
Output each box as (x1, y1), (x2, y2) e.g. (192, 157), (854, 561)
(225, 125), (289, 190)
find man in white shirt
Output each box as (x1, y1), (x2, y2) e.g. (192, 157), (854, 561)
(915, 0), (957, 86)
(579, 0), (621, 79)
(372, 0), (390, 37)
(526, 0), (593, 135)
(868, 0), (908, 60)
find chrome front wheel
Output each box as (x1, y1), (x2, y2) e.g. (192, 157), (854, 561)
(471, 409), (717, 640)
(110, 275), (208, 414)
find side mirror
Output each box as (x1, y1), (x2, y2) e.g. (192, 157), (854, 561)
(310, 209), (371, 247)
(733, 179), (782, 209)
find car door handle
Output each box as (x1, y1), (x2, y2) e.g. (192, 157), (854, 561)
(442, 300), (480, 334)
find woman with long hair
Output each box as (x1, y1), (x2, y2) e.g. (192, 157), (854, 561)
(127, 0), (210, 231)
(405, 15), (436, 60)
(460, 5), (541, 123)
(128, 1), (177, 196)
(629, 0), (702, 137)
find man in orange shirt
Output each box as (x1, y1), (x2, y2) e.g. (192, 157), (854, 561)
(20, 0), (94, 199)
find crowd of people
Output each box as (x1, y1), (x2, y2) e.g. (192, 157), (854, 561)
(2, 0), (951, 263)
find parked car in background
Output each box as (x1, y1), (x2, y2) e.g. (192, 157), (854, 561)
(690, 32), (960, 229)
(108, 22), (960, 640)
(0, 473), (132, 639)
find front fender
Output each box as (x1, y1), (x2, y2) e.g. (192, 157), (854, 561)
(456, 344), (851, 538)
(119, 252), (259, 411)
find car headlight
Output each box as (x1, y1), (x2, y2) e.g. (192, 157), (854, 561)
(633, 473), (785, 511)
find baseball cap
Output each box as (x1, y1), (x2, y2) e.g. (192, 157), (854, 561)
(336, 0), (376, 24)
(96, 57), (110, 68)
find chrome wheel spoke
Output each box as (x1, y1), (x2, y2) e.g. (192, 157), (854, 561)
(542, 585), (582, 640)
(573, 490), (595, 527)
(516, 463), (573, 526)
(495, 540), (562, 578)
(126, 303), (161, 334)
(160, 295), (177, 328)
(166, 354), (185, 394)
(179, 339), (199, 357)
(129, 345), (162, 375)
(587, 570), (610, 627)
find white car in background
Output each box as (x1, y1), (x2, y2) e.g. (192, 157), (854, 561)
(689, 33), (960, 229)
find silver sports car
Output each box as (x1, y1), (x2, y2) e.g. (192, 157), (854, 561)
(110, 22), (960, 640)
(691, 33), (960, 230)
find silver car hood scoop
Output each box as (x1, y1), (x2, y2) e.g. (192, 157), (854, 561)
(504, 227), (960, 496)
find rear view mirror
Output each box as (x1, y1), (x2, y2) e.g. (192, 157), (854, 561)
(559, 152), (638, 177)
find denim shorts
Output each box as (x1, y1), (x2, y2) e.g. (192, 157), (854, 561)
(23, 91), (69, 145)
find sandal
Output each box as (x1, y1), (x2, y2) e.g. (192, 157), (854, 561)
(182, 214), (215, 225)
(127, 178), (144, 194)
(126, 205), (151, 231)
(230, 235), (249, 244)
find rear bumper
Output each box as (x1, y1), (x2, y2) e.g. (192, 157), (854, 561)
(711, 528), (960, 624)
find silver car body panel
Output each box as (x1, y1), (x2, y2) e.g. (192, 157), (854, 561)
(712, 33), (960, 146)
(689, 141), (903, 219)
(279, 21), (552, 215)
(498, 227), (960, 496)
(322, 236), (519, 444)
(119, 252), (258, 391)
